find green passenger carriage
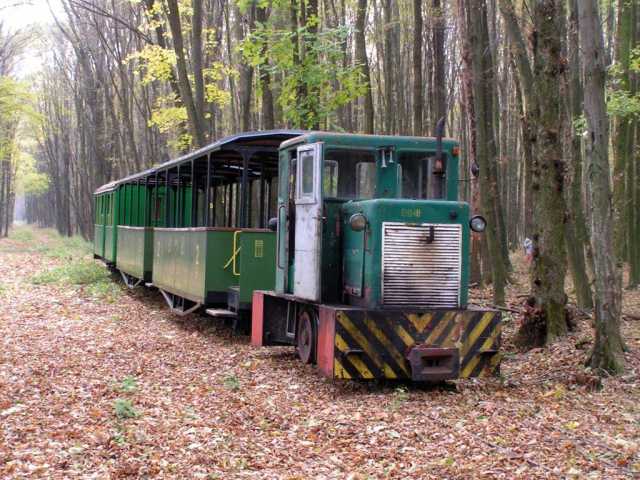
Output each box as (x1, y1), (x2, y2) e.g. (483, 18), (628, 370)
(93, 129), (501, 382)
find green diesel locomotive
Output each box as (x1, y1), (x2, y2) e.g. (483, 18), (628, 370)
(93, 129), (500, 382)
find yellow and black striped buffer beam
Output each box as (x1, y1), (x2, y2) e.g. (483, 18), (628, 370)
(459, 311), (501, 378)
(332, 309), (501, 380)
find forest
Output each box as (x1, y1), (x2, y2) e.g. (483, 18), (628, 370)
(1, 0), (636, 373)
(0, 0), (639, 477)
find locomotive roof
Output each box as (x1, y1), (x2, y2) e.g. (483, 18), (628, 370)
(280, 131), (459, 150)
(94, 129), (305, 195)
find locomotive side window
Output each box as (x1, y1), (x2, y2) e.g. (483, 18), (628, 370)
(356, 162), (376, 199)
(299, 151), (315, 199)
(323, 149), (376, 199)
(398, 152), (445, 199)
(324, 160), (338, 197)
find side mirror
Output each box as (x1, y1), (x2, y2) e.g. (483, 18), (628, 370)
(268, 217), (278, 231)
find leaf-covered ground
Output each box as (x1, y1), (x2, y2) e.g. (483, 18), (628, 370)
(0, 226), (638, 479)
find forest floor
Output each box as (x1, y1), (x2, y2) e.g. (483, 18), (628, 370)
(0, 225), (638, 479)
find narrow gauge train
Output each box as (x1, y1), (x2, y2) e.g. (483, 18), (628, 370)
(93, 129), (501, 382)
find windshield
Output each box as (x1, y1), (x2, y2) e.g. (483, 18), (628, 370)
(323, 149), (376, 199)
(398, 151), (445, 199)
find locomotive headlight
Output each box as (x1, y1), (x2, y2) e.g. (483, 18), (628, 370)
(349, 213), (367, 232)
(470, 215), (487, 233)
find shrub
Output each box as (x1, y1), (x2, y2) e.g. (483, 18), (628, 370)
(118, 376), (138, 393)
(223, 375), (241, 391)
(114, 398), (139, 419)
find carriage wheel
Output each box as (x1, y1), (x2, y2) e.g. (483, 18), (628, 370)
(296, 309), (317, 364)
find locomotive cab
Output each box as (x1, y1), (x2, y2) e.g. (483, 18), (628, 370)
(275, 133), (467, 309)
(253, 132), (501, 382)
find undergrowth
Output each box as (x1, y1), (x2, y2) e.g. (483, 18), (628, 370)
(33, 233), (91, 260)
(10, 228), (34, 243)
(6, 225), (91, 260)
(6, 226), (120, 301)
(31, 260), (106, 285)
(30, 260), (122, 301)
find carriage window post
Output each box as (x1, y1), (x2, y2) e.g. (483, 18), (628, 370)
(137, 180), (141, 226)
(144, 177), (150, 227)
(152, 172), (158, 227)
(191, 159), (197, 227)
(259, 163), (265, 228)
(205, 153), (211, 227)
(177, 164), (182, 228)
(240, 150), (250, 228)
(165, 169), (170, 227)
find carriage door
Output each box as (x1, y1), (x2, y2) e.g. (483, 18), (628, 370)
(293, 143), (323, 301)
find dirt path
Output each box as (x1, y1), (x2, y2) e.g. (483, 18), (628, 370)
(0, 227), (638, 479)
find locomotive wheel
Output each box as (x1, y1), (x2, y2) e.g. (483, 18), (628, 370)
(296, 309), (317, 364)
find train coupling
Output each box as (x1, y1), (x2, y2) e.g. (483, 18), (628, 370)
(406, 346), (460, 382)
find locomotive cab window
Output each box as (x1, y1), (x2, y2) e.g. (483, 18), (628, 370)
(398, 152), (446, 199)
(323, 149), (376, 199)
(300, 151), (315, 198)
(324, 160), (338, 198)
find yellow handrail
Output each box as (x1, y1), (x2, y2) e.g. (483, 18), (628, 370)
(223, 230), (242, 276)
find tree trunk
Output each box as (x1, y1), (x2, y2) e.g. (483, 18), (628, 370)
(565, 0), (593, 309)
(528, 0), (569, 344)
(192, 0), (205, 124)
(612, 0), (633, 260)
(412, 0), (423, 136)
(464, 0), (507, 304)
(500, 0), (569, 345)
(431, 0), (446, 127)
(578, 0), (625, 375)
(256, 5), (275, 130)
(355, 0), (374, 134)
(234, 3), (255, 132)
(457, 0), (482, 285)
(165, 0), (206, 147)
(624, 3), (639, 288)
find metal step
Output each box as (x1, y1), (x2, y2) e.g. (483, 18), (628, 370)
(205, 308), (237, 318)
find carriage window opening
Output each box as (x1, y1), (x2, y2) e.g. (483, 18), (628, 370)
(398, 152), (445, 199)
(324, 161), (338, 198)
(269, 176), (278, 219)
(323, 149), (376, 199)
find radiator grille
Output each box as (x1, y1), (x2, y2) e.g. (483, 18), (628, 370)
(382, 222), (462, 308)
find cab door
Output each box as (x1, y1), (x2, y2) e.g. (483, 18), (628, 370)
(293, 143), (323, 301)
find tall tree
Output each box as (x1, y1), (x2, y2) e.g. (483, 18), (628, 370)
(500, 0), (569, 345)
(431, 0), (446, 128)
(355, 0), (374, 133)
(578, 0), (625, 374)
(463, 0), (507, 305)
(255, 4), (274, 130)
(564, 0), (593, 309)
(165, 0), (206, 146)
(612, 0), (634, 261)
(412, 0), (423, 136)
